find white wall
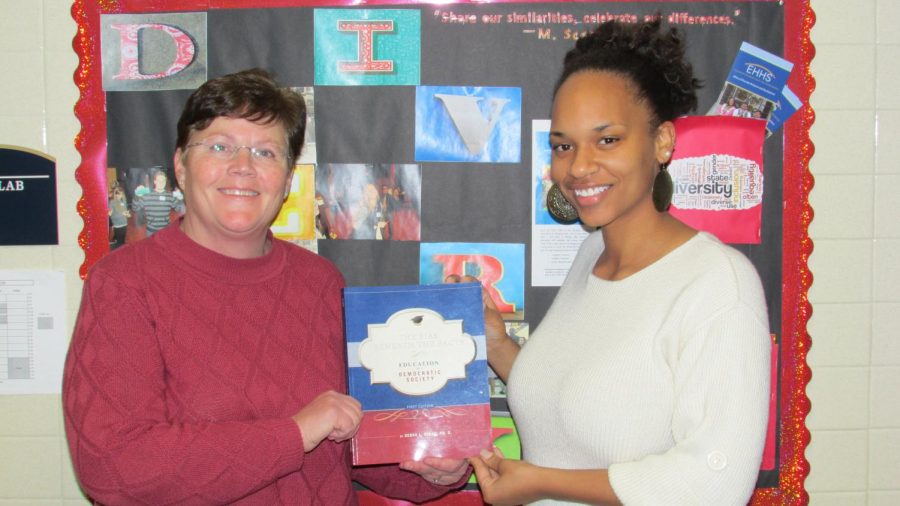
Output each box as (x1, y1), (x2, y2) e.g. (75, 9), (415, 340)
(0, 0), (896, 503)
(0, 0), (86, 502)
(806, 0), (900, 504)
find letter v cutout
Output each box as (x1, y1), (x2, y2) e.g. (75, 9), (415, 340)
(434, 94), (510, 155)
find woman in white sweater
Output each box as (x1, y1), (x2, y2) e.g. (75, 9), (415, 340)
(468, 18), (771, 505)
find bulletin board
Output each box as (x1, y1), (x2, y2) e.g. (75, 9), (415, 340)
(72, 0), (814, 503)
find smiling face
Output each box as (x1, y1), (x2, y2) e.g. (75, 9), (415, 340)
(549, 71), (674, 231)
(174, 116), (292, 256)
(152, 171), (168, 192)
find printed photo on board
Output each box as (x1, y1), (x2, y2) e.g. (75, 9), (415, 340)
(314, 163), (422, 241)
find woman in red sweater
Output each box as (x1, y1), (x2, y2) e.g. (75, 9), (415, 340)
(63, 68), (469, 505)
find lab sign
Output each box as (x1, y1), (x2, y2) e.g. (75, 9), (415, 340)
(0, 146), (58, 245)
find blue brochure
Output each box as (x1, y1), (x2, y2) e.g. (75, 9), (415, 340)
(766, 86), (802, 137)
(709, 42), (794, 124)
(729, 42), (793, 102)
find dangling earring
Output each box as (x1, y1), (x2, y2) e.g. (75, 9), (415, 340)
(547, 184), (579, 222)
(652, 152), (673, 212)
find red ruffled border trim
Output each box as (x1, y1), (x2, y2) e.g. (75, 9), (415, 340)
(72, 1), (815, 503)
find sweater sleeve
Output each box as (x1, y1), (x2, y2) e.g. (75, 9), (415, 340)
(608, 298), (771, 506)
(62, 268), (307, 505)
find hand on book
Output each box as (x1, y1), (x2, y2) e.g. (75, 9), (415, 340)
(292, 390), (363, 452)
(469, 447), (539, 506)
(399, 456), (470, 486)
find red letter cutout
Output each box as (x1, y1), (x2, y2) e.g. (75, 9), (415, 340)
(337, 20), (394, 73)
(433, 254), (515, 313)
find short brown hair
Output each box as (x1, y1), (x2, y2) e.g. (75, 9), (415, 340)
(175, 68), (306, 168)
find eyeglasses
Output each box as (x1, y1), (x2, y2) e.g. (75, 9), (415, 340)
(185, 141), (287, 167)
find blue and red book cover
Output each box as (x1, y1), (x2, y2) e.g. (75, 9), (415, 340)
(343, 282), (491, 466)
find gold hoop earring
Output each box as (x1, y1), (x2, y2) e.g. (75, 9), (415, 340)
(547, 184), (579, 222)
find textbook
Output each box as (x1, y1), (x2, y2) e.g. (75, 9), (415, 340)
(343, 282), (491, 465)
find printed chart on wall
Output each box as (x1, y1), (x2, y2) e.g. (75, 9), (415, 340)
(74, 0), (815, 501)
(0, 271), (66, 394)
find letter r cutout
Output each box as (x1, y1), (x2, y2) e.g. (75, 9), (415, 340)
(432, 254), (516, 313)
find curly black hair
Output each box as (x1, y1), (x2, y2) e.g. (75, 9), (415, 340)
(176, 68), (306, 169)
(554, 17), (701, 126)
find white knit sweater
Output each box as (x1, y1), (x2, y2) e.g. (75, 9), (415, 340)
(507, 231), (770, 505)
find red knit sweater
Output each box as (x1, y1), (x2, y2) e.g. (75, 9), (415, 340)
(63, 223), (456, 504)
